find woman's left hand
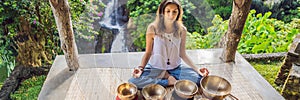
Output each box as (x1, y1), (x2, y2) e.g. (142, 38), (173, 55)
(199, 68), (209, 77)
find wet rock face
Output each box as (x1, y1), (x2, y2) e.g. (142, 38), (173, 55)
(95, 27), (114, 53)
(96, 0), (131, 53)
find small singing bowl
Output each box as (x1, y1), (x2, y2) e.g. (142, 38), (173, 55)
(142, 84), (167, 100)
(117, 83), (138, 100)
(174, 80), (198, 99)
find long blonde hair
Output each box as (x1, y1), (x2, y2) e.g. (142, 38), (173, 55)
(152, 0), (184, 38)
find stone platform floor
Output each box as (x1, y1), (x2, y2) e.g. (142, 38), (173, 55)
(38, 49), (284, 100)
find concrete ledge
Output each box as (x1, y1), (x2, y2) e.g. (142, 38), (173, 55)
(38, 49), (284, 100)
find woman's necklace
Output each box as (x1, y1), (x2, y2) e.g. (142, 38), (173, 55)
(165, 33), (173, 65)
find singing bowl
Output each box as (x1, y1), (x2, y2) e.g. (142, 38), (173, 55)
(174, 80), (198, 99)
(117, 83), (138, 100)
(200, 75), (238, 100)
(142, 84), (167, 100)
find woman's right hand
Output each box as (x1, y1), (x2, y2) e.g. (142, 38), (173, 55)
(132, 68), (143, 78)
(199, 68), (209, 77)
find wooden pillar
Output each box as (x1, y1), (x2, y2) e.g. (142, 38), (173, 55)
(275, 34), (300, 86)
(281, 64), (300, 99)
(49, 0), (79, 71)
(221, 0), (252, 62)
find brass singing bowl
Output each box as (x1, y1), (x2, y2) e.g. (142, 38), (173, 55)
(174, 80), (198, 98)
(117, 83), (137, 100)
(200, 75), (238, 100)
(142, 84), (167, 100)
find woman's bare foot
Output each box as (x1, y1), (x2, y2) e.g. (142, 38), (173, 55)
(157, 71), (171, 79)
(168, 76), (177, 86)
(163, 72), (170, 79)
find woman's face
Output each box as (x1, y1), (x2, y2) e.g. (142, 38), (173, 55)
(163, 3), (179, 22)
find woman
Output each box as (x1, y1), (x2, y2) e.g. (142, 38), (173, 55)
(129, 0), (209, 89)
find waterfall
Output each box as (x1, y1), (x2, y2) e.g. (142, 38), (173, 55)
(99, 0), (128, 53)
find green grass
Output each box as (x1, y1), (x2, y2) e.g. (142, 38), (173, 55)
(250, 60), (283, 92)
(10, 75), (46, 100)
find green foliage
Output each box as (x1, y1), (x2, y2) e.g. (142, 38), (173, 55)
(239, 10), (299, 54)
(0, 0), (89, 67)
(69, 0), (88, 22)
(250, 60), (283, 92)
(186, 15), (228, 49)
(130, 14), (155, 51)
(0, 38), (7, 84)
(127, 0), (160, 17)
(11, 75), (46, 100)
(273, 0), (300, 22)
(180, 0), (206, 34)
(185, 0), (219, 34)
(281, 7), (300, 22)
(1, 55), (15, 77)
(187, 10), (299, 54)
(73, 1), (105, 41)
(0, 66), (7, 85)
(0, 35), (15, 77)
(205, 0), (232, 19)
(0, 0), (63, 66)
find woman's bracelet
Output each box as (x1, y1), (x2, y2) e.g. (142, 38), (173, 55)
(137, 66), (144, 70)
